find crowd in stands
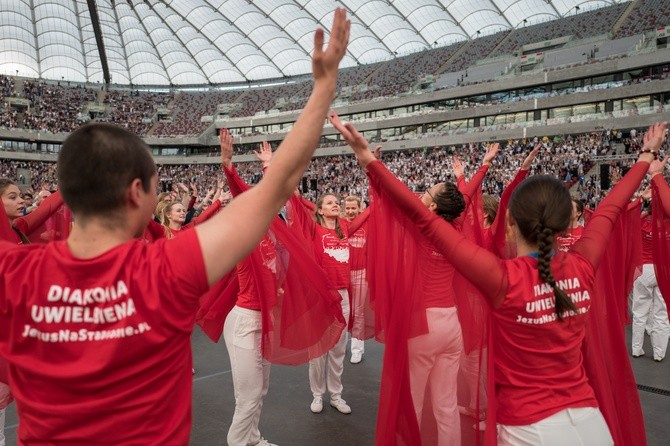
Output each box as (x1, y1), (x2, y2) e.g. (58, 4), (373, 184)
(616, 0), (670, 38)
(0, 0), (665, 138)
(22, 81), (98, 133)
(0, 130), (625, 211)
(103, 90), (173, 136)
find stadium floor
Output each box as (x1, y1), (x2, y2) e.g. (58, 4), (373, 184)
(3, 325), (669, 445)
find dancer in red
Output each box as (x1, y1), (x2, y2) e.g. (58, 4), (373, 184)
(0, 10), (350, 444)
(331, 110), (498, 445)
(340, 119), (666, 446)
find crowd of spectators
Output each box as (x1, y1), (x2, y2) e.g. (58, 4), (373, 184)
(0, 130), (622, 211)
(0, 0), (664, 138)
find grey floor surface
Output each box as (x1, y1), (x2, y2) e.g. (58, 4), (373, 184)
(2, 325), (668, 445)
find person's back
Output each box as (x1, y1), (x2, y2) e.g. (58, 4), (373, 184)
(493, 251), (597, 425)
(0, 9), (350, 443)
(0, 235), (206, 443)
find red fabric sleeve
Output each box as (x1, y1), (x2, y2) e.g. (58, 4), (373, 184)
(366, 160), (508, 307)
(652, 175), (670, 317)
(223, 165), (249, 197)
(461, 165), (489, 208)
(0, 201), (19, 243)
(287, 194), (316, 240)
(571, 161), (649, 269)
(582, 201), (646, 446)
(13, 191), (63, 236)
(652, 175), (670, 215)
(490, 169), (529, 256)
(187, 195), (196, 211)
(456, 175), (466, 192)
(301, 196), (316, 212)
(348, 206), (371, 234)
(189, 200), (222, 227)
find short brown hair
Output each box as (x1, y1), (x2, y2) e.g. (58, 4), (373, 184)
(57, 123), (156, 218)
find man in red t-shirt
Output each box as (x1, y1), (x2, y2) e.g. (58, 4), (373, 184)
(0, 10), (350, 445)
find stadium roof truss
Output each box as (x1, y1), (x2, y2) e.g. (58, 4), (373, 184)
(0, 0), (626, 86)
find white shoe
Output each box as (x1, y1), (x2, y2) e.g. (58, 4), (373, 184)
(350, 352), (363, 364)
(330, 398), (352, 414)
(255, 438), (278, 446)
(310, 396), (323, 413)
(632, 350), (644, 358)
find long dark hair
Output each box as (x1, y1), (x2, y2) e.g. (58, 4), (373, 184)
(509, 176), (578, 320)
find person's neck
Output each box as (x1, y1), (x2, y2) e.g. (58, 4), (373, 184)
(67, 220), (135, 259)
(570, 220), (580, 228)
(169, 221), (182, 231)
(322, 215), (337, 229)
(515, 238), (539, 257)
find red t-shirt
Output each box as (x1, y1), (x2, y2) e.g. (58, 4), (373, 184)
(419, 237), (456, 308)
(557, 226), (585, 252)
(313, 223), (350, 290)
(493, 252), (598, 425)
(0, 229), (208, 444)
(236, 237), (278, 310)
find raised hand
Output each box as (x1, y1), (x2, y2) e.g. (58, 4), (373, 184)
(373, 144), (382, 160)
(312, 8), (350, 85)
(253, 141), (273, 167)
(482, 143), (500, 166)
(328, 110), (374, 167)
(220, 128), (234, 168)
(452, 157), (465, 179)
(649, 155), (669, 177)
(521, 143), (541, 170)
(642, 122), (667, 152)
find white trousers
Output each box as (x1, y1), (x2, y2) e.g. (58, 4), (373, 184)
(498, 407), (613, 446)
(350, 269), (367, 355)
(408, 307), (463, 446)
(632, 264), (669, 360)
(309, 289), (350, 399)
(223, 306), (271, 446)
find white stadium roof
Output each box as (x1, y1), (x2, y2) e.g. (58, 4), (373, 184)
(0, 0), (626, 86)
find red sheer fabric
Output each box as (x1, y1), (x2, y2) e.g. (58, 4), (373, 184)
(652, 175), (670, 319)
(367, 159), (649, 446)
(579, 200), (645, 446)
(366, 165), (491, 446)
(26, 204), (72, 243)
(348, 207), (376, 341)
(195, 165), (346, 364)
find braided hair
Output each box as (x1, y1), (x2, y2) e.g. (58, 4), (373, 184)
(432, 182), (466, 222)
(510, 176), (578, 320)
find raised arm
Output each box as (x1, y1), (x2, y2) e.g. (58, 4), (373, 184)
(572, 123), (665, 268)
(195, 9), (350, 285)
(490, 145), (539, 236)
(13, 190), (64, 236)
(331, 115), (508, 306)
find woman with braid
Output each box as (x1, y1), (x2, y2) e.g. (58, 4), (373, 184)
(338, 118), (666, 445)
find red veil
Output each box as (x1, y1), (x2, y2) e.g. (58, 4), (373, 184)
(577, 201), (646, 446)
(652, 175), (670, 315)
(195, 165), (345, 365)
(366, 168), (491, 445)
